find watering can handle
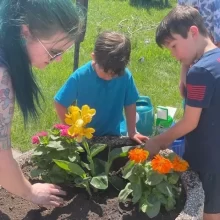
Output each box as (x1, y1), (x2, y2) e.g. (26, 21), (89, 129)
(137, 96), (152, 106)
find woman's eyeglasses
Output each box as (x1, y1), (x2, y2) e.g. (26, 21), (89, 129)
(37, 38), (73, 61)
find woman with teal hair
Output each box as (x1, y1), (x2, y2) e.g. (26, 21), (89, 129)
(0, 0), (83, 206)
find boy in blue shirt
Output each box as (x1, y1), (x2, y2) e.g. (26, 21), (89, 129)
(54, 31), (148, 144)
(144, 6), (220, 219)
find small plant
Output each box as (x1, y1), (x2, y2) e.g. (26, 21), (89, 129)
(118, 148), (189, 218)
(31, 105), (132, 195)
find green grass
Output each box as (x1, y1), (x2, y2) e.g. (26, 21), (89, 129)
(11, 0), (183, 152)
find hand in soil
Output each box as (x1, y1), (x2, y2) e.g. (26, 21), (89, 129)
(29, 183), (66, 207)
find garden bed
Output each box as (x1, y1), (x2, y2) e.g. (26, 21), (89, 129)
(0, 137), (204, 220)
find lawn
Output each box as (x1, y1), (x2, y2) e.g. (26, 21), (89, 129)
(11, 0), (183, 152)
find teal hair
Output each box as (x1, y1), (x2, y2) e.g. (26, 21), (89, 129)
(0, 0), (83, 121)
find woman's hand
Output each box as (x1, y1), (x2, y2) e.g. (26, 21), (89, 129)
(29, 183), (66, 207)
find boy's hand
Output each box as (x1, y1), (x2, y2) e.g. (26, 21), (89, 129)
(144, 138), (162, 157)
(129, 132), (149, 144)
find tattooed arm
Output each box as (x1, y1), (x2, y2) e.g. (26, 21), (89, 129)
(0, 68), (65, 206)
(0, 67), (34, 199)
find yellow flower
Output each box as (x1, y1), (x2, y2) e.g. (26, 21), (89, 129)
(128, 148), (149, 163)
(65, 106), (81, 125)
(81, 105), (96, 126)
(81, 105), (96, 117)
(65, 105), (96, 141)
(75, 119), (84, 128)
(172, 156), (189, 172)
(83, 127), (95, 139)
(68, 127), (95, 143)
(151, 155), (173, 174)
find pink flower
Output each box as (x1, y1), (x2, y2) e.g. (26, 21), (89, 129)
(32, 136), (40, 144)
(54, 124), (70, 130)
(60, 129), (69, 137)
(36, 131), (48, 137)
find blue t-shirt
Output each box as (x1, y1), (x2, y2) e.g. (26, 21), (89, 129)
(184, 48), (220, 173)
(54, 61), (139, 136)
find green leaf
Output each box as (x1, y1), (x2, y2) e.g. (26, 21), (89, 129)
(131, 181), (142, 204)
(90, 174), (108, 190)
(53, 159), (71, 172)
(156, 181), (174, 197)
(140, 199), (150, 213)
(32, 150), (44, 156)
(50, 135), (60, 140)
(146, 200), (161, 218)
(57, 146), (65, 151)
(152, 188), (167, 205)
(139, 191), (151, 213)
(32, 146), (47, 156)
(165, 196), (176, 211)
(68, 162), (86, 177)
(30, 168), (44, 178)
(109, 175), (126, 191)
(81, 161), (91, 171)
(108, 146), (133, 163)
(122, 163), (135, 179)
(76, 146), (84, 152)
(74, 176), (90, 185)
(68, 154), (78, 162)
(105, 146), (133, 175)
(121, 160), (135, 178)
(118, 183), (133, 202)
(145, 171), (164, 186)
(90, 144), (107, 157)
(93, 158), (106, 174)
(47, 141), (63, 149)
(168, 173), (180, 185)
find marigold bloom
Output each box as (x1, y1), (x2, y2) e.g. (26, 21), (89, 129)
(128, 148), (149, 163)
(172, 156), (189, 172)
(151, 155), (173, 174)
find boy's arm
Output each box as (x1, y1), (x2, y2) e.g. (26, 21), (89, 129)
(54, 73), (78, 123)
(179, 64), (190, 98)
(54, 101), (67, 124)
(124, 103), (136, 137)
(145, 66), (215, 156)
(144, 105), (202, 156)
(125, 104), (149, 144)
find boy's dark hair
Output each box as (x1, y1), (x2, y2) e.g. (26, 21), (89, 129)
(156, 5), (208, 47)
(0, 0), (83, 121)
(94, 31), (131, 76)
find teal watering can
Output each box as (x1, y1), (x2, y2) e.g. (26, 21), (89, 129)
(136, 96), (154, 136)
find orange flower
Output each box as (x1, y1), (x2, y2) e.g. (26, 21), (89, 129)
(128, 148), (149, 163)
(172, 156), (189, 172)
(151, 155), (173, 174)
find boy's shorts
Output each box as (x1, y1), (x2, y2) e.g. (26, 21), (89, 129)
(198, 172), (220, 213)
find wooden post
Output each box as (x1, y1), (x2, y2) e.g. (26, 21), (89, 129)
(74, 0), (89, 71)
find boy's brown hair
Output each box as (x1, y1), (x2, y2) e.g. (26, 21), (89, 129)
(94, 31), (131, 76)
(156, 5), (208, 47)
